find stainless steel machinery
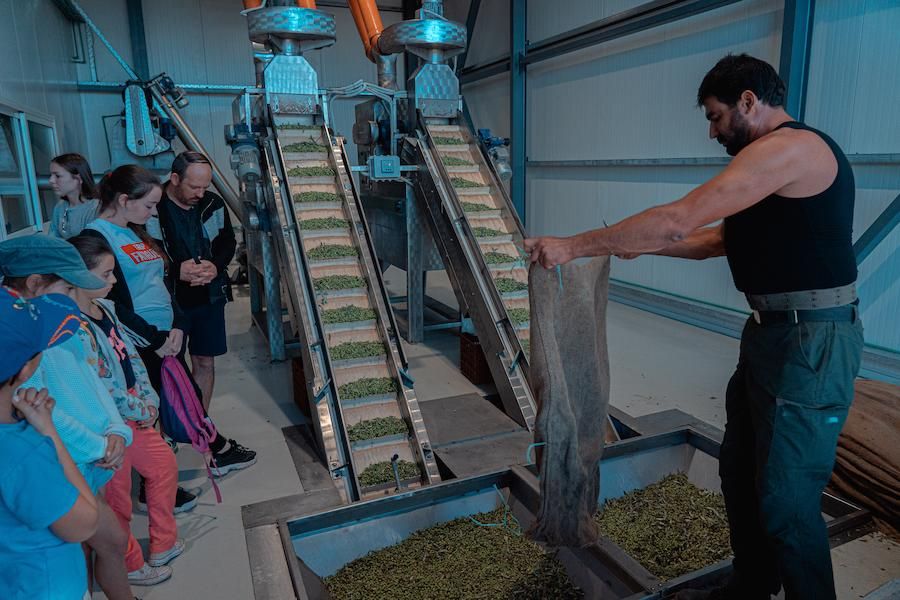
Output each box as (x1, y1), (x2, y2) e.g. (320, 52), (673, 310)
(226, 1), (440, 503)
(347, 0), (537, 430)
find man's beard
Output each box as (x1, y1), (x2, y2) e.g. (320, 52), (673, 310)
(718, 111), (752, 156)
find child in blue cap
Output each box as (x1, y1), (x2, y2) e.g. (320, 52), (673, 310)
(0, 290), (99, 599)
(0, 234), (137, 600)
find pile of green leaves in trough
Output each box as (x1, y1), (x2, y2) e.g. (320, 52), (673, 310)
(324, 507), (584, 600)
(594, 473), (731, 580)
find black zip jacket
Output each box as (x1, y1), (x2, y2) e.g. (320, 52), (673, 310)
(81, 228), (188, 351)
(155, 186), (236, 308)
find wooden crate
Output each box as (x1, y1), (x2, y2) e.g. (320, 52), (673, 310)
(459, 333), (492, 385)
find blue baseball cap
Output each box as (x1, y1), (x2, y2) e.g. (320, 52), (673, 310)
(0, 289), (82, 382)
(0, 234), (105, 290)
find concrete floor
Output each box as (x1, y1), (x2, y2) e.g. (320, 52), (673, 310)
(93, 275), (898, 599)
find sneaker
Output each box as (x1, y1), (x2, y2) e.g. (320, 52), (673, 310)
(127, 563), (172, 586)
(210, 439), (257, 477)
(138, 484), (201, 515)
(149, 538), (185, 567)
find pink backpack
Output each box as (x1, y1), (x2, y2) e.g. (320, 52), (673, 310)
(160, 356), (222, 503)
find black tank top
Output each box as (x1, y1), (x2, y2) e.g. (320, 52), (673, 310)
(723, 121), (857, 295)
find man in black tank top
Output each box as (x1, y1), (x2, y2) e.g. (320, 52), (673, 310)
(526, 55), (863, 600)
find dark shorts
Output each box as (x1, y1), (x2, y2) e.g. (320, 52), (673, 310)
(181, 301), (228, 357)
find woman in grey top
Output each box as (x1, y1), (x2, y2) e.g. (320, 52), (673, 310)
(49, 153), (100, 239)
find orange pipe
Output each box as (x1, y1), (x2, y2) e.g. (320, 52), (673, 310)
(295, 0), (317, 7)
(347, 0), (371, 52)
(242, 0), (263, 8)
(348, 0), (385, 60)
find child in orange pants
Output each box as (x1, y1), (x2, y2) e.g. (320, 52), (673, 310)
(69, 235), (183, 586)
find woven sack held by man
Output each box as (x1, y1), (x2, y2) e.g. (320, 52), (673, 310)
(528, 257), (612, 547)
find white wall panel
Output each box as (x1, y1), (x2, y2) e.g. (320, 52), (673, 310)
(455, 0), (898, 352)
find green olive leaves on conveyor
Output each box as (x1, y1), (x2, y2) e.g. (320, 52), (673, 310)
(472, 227), (506, 238)
(307, 245), (358, 260)
(314, 275), (366, 291)
(346, 417), (408, 442)
(300, 217), (350, 230)
(594, 473), (731, 580)
(507, 308), (530, 325)
(338, 377), (397, 400)
(288, 166), (335, 177)
(357, 460), (420, 487)
(276, 123), (321, 130)
(282, 141), (328, 153)
(321, 305), (376, 324)
(451, 177), (482, 188)
(432, 136), (467, 145)
(295, 191), (340, 203)
(494, 278), (528, 293)
(324, 508), (584, 600)
(442, 156), (474, 166)
(461, 201), (494, 212)
(483, 252), (518, 265)
(329, 341), (386, 361)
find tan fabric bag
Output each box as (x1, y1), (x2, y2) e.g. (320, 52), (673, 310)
(528, 257), (611, 547)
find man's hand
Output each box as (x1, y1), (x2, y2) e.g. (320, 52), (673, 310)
(180, 259), (202, 283)
(524, 236), (578, 269)
(98, 434), (126, 470)
(137, 405), (158, 429)
(190, 260), (217, 286)
(12, 388), (57, 437)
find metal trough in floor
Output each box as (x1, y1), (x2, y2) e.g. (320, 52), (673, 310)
(247, 426), (871, 599)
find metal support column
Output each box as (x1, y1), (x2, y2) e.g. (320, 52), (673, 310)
(125, 0), (150, 80)
(779, 0), (815, 120)
(854, 193), (900, 266)
(406, 183), (424, 343)
(510, 0), (527, 223)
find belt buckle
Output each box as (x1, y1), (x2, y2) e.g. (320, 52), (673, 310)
(788, 310), (799, 325)
(752, 310), (761, 324)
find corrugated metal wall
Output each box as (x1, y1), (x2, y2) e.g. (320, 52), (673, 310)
(3, 1), (404, 188)
(453, 0), (900, 354)
(0, 1), (90, 157)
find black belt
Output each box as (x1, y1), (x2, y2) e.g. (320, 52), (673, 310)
(751, 303), (859, 326)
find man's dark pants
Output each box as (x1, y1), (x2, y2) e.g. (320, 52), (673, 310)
(720, 315), (864, 599)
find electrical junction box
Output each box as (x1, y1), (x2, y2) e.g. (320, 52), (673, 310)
(367, 155), (401, 180)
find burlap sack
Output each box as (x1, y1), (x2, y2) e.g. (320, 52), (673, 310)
(528, 257), (611, 547)
(829, 379), (900, 538)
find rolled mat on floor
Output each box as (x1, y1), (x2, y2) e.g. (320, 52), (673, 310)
(527, 257), (611, 548)
(828, 379), (900, 538)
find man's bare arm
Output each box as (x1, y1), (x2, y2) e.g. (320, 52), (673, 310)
(526, 131), (802, 268)
(647, 224), (725, 260)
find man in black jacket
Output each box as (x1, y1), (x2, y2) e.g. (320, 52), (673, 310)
(155, 151), (235, 410)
